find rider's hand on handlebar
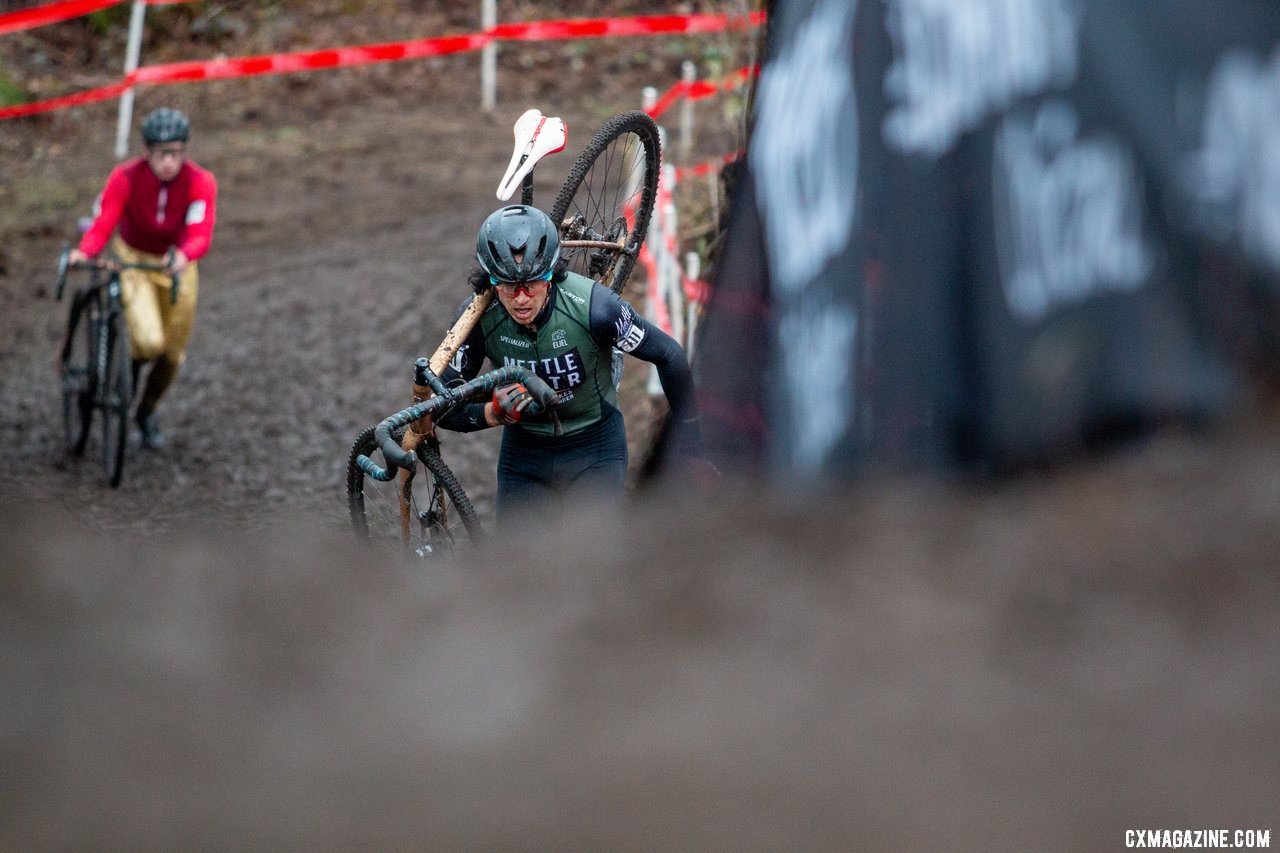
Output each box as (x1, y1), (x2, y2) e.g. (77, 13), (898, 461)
(487, 382), (533, 425)
(165, 248), (190, 276)
(67, 249), (119, 271)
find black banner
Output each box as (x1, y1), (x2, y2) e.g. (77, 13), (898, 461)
(693, 0), (1280, 479)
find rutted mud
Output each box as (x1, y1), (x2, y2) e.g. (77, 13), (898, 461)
(2, 12), (1278, 847)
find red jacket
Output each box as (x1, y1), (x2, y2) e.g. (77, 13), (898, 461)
(79, 158), (218, 260)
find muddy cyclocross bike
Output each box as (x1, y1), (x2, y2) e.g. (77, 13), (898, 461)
(55, 245), (178, 488)
(346, 108), (662, 556)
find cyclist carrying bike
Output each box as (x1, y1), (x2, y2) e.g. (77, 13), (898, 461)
(67, 106), (218, 450)
(436, 204), (704, 518)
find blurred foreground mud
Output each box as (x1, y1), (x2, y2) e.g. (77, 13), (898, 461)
(4, 423), (1279, 850)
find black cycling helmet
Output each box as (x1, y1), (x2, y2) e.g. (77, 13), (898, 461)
(475, 204), (560, 283)
(141, 107), (190, 145)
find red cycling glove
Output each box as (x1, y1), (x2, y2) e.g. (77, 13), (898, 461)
(491, 382), (533, 424)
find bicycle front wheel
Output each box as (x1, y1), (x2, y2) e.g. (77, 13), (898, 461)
(551, 110), (661, 295)
(346, 424), (481, 558)
(101, 310), (132, 488)
(60, 292), (98, 456)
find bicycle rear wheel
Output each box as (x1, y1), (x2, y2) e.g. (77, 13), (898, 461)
(346, 424), (481, 558)
(550, 110), (661, 294)
(101, 310), (132, 488)
(60, 291), (96, 456)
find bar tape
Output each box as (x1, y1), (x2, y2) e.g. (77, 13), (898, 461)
(0, 0), (194, 37)
(0, 11), (764, 120)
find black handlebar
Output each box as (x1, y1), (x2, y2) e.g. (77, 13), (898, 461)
(356, 365), (563, 482)
(55, 244), (181, 303)
(414, 357), (449, 396)
(55, 244), (70, 301)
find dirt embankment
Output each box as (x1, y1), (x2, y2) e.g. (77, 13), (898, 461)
(4, 439), (1279, 848)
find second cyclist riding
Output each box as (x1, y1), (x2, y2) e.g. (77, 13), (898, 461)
(346, 108), (661, 556)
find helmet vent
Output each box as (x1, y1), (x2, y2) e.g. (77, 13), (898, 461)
(475, 204), (561, 283)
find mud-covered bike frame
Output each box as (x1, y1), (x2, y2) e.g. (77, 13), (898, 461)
(55, 245), (178, 488)
(347, 108), (662, 556)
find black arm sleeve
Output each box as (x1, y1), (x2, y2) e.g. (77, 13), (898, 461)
(434, 295), (493, 433)
(590, 284), (704, 454)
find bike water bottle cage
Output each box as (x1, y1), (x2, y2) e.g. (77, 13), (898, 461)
(476, 204), (561, 284)
(490, 268), (553, 297)
(141, 107), (190, 144)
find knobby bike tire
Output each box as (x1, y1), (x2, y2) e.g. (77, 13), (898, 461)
(101, 309), (132, 488)
(550, 110), (661, 295)
(346, 424), (481, 557)
(60, 291), (96, 456)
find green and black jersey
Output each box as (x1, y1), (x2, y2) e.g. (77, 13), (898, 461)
(438, 271), (700, 451)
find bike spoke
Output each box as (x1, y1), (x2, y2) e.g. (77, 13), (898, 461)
(551, 112), (660, 294)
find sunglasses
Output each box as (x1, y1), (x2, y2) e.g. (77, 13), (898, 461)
(490, 268), (553, 297)
(147, 144), (186, 160)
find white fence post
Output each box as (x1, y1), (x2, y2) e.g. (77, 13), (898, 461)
(642, 85), (658, 114)
(661, 178), (683, 347)
(643, 88), (663, 395)
(113, 0), (146, 159)
(481, 0), (497, 112)
(679, 60), (696, 164)
(684, 251), (700, 357)
(646, 126), (670, 396)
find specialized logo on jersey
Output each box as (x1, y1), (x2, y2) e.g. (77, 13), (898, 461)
(499, 334), (532, 349)
(614, 303), (646, 352)
(502, 347), (585, 401)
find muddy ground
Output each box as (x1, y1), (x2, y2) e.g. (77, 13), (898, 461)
(1, 6), (1278, 847)
(1, 36), (701, 530)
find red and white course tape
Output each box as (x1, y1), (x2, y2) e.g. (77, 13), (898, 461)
(0, 0), (192, 37)
(1, 11), (764, 120)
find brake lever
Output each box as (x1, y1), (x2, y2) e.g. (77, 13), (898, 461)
(165, 248), (180, 304)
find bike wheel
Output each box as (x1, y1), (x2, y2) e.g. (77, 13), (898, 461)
(101, 310), (132, 488)
(60, 292), (96, 456)
(346, 424), (482, 558)
(550, 110), (661, 294)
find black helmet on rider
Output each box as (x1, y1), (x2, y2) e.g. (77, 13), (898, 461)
(475, 205), (560, 284)
(141, 107), (190, 145)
